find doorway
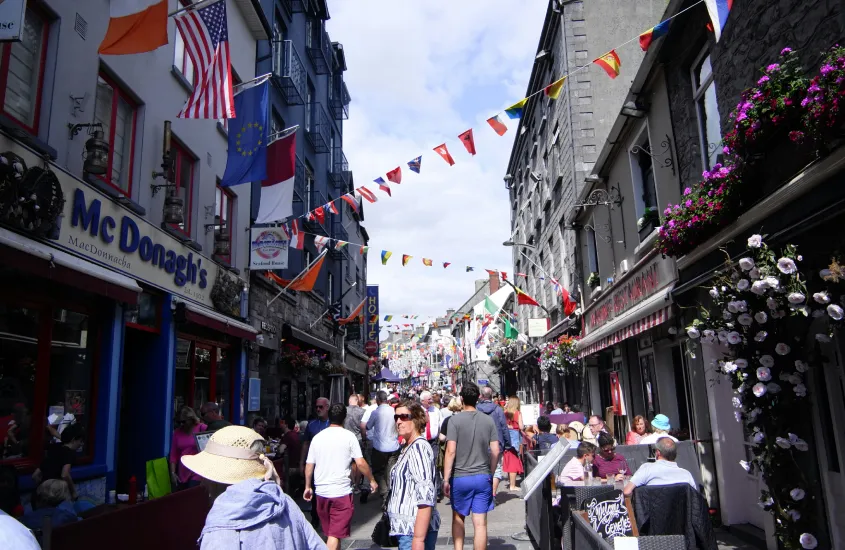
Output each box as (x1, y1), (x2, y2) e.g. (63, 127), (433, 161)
(173, 335), (233, 421)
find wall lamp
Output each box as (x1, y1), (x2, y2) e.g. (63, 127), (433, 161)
(68, 122), (109, 176)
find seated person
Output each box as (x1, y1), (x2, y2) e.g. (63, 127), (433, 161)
(20, 480), (79, 530)
(32, 424), (84, 501)
(592, 433), (632, 481)
(638, 414), (678, 444)
(623, 437), (696, 496)
(534, 416), (559, 452)
(560, 442), (596, 481)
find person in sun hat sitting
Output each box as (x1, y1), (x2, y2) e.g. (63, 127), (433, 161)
(181, 425), (326, 550)
(637, 414), (679, 445)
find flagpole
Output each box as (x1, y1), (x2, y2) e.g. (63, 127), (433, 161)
(267, 125), (300, 143)
(168, 0), (222, 18)
(232, 73), (272, 95)
(266, 249), (328, 307)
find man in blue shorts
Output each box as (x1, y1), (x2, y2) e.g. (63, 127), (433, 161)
(443, 382), (500, 550)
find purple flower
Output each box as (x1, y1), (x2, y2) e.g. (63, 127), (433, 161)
(685, 199), (693, 207)
(737, 112), (748, 122)
(758, 76), (770, 85)
(821, 64), (836, 75)
(668, 220), (675, 228)
(684, 187), (692, 196)
(766, 63), (781, 72)
(780, 47), (792, 55)
(808, 83), (821, 93)
(723, 146), (731, 154)
(801, 97), (811, 107)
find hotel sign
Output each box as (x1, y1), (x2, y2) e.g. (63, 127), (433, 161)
(364, 285), (379, 356)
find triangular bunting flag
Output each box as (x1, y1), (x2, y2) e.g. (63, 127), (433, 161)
(422, 258), (433, 267)
(433, 144), (455, 166)
(327, 201), (339, 215)
(443, 262), (451, 268)
(360, 246), (369, 255)
(466, 266), (474, 272)
(334, 240), (348, 250)
(639, 19), (669, 51)
(313, 235), (329, 251)
(594, 50), (622, 79)
(486, 114), (508, 136)
(402, 255), (412, 266)
(356, 187), (378, 203)
(313, 206), (325, 224)
(544, 77), (566, 99)
(386, 167), (402, 184)
(504, 98), (527, 119)
(340, 194), (359, 213)
(407, 156), (422, 174)
(458, 129), (476, 155)
(375, 177), (391, 196)
(381, 250), (392, 265)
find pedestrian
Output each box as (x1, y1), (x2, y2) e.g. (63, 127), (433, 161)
(304, 404), (378, 550)
(387, 400), (441, 550)
(502, 396), (524, 492)
(535, 416), (559, 453)
(443, 382), (500, 550)
(181, 425), (325, 550)
(366, 391), (400, 498)
(280, 416), (303, 495)
(343, 394), (366, 498)
(420, 391), (443, 499)
(200, 402), (231, 432)
(476, 386), (510, 497)
(301, 397), (331, 529)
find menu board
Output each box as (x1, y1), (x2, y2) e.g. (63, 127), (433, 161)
(582, 490), (636, 540)
(520, 403), (539, 427)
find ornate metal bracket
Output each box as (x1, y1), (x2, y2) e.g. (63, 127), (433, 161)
(630, 134), (675, 176)
(572, 187), (622, 210)
(582, 223), (613, 244)
(67, 122), (103, 140)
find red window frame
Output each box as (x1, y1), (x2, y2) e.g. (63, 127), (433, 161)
(215, 184), (235, 264)
(0, 292), (101, 471)
(0, 6), (49, 135)
(170, 140), (195, 237)
(174, 335), (233, 420)
(95, 72), (138, 197)
(174, 0), (198, 88)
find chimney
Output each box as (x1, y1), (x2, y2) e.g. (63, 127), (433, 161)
(446, 308), (455, 317)
(489, 272), (500, 294)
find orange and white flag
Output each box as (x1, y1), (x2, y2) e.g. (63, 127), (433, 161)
(99, 0), (169, 55)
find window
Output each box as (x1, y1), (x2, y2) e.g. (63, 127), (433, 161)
(305, 79), (314, 133)
(215, 184), (235, 264)
(173, 32), (196, 87)
(93, 73), (137, 196)
(327, 273), (333, 305)
(0, 7), (48, 133)
(305, 161), (314, 208)
(272, 13), (287, 75)
(170, 141), (196, 236)
(630, 126), (658, 229)
(125, 291), (162, 333)
(271, 110), (285, 138)
(586, 225), (599, 274)
(173, 338), (232, 418)
(692, 50), (723, 170)
(0, 300), (98, 466)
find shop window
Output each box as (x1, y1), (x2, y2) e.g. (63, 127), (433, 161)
(692, 49), (723, 171)
(124, 292), (161, 333)
(173, 337), (232, 420)
(0, 7), (49, 134)
(0, 301), (97, 466)
(170, 140), (195, 237)
(93, 72), (137, 196)
(215, 184), (235, 264)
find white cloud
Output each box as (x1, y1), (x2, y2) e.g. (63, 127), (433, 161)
(328, 1), (547, 320)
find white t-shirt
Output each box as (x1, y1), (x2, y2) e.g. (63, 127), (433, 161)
(361, 404), (378, 425)
(306, 426), (363, 498)
(638, 433), (679, 445)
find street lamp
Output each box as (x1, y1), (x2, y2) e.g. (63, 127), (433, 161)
(502, 240), (537, 249)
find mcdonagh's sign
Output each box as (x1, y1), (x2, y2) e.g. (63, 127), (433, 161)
(584, 255), (675, 335)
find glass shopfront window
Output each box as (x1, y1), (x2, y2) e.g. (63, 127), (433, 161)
(173, 336), (231, 420)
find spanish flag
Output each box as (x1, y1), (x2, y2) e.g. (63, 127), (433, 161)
(639, 20), (669, 51)
(504, 98), (527, 119)
(402, 255), (412, 266)
(422, 258), (433, 267)
(544, 77), (566, 100)
(594, 50), (622, 79)
(99, 0), (168, 55)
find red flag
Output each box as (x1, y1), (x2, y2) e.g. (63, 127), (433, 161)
(458, 129), (476, 155)
(433, 144), (455, 166)
(340, 194), (359, 213)
(443, 262), (451, 269)
(289, 219), (304, 250)
(386, 167), (402, 184)
(486, 114), (508, 136)
(313, 206), (325, 224)
(515, 287), (540, 307)
(327, 201), (339, 214)
(501, 272), (508, 280)
(356, 187), (378, 203)
(562, 288), (578, 316)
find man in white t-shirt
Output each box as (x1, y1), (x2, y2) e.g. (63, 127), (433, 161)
(305, 403), (378, 550)
(623, 437), (696, 495)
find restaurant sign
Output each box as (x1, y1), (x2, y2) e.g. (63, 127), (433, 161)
(584, 255), (675, 335)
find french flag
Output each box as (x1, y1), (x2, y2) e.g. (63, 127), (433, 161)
(255, 132), (296, 224)
(705, 0), (732, 41)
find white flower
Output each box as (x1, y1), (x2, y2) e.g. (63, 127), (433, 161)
(739, 257), (754, 271)
(731, 396), (742, 408)
(723, 361), (738, 373)
(739, 460), (751, 472)
(718, 330), (729, 342)
(748, 234), (762, 248)
(788, 292), (806, 304)
(759, 355), (775, 368)
(727, 332), (742, 344)
(800, 533), (818, 549)
(752, 383), (767, 397)
(753, 432), (765, 444)
(794, 383), (807, 397)
(827, 304), (844, 321)
(816, 333), (832, 343)
(728, 301), (739, 313)
(776, 437), (792, 449)
(794, 439), (809, 451)
(790, 488), (806, 501)
(787, 509), (801, 521)
(759, 496), (773, 508)
(755, 331), (768, 342)
(734, 358), (749, 369)
(687, 327), (700, 339)
(754, 312), (767, 324)
(820, 268), (832, 279)
(766, 297), (779, 310)
(750, 407), (762, 419)
(709, 287), (719, 298)
(777, 258), (798, 274)
(813, 292), (830, 304)
(751, 281), (768, 295)
(702, 329), (716, 343)
(737, 279), (750, 291)
(735, 300), (748, 312)
(765, 276), (780, 290)
(756, 367), (772, 381)
(734, 410), (742, 422)
(737, 313), (753, 326)
(795, 360), (809, 372)
(723, 310), (733, 320)
(749, 267), (761, 279)
(775, 343), (791, 355)
(767, 382), (782, 394)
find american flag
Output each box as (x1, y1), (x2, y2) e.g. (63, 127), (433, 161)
(175, 0), (234, 119)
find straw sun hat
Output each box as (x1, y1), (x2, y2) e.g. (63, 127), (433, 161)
(181, 425), (280, 486)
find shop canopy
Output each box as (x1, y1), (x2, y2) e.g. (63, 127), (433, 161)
(372, 367), (402, 382)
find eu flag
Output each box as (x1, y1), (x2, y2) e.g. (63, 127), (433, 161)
(220, 80), (269, 187)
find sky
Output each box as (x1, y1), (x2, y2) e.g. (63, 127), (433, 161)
(328, 0), (548, 325)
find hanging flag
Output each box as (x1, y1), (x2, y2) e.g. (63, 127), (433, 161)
(458, 129), (476, 155)
(408, 156), (422, 174)
(466, 267), (474, 272)
(422, 258), (433, 267)
(384, 315), (393, 322)
(594, 50), (622, 79)
(99, 0), (168, 55)
(443, 262), (451, 269)
(433, 144), (455, 166)
(486, 114), (508, 136)
(485, 269), (498, 277)
(402, 255), (412, 266)
(289, 219), (304, 250)
(517, 272), (528, 278)
(356, 187), (378, 203)
(374, 177), (391, 196)
(484, 296), (498, 315)
(254, 128), (295, 222)
(286, 250), (327, 292)
(175, 0), (235, 119)
(386, 167), (402, 184)
(639, 19), (670, 51)
(327, 201), (339, 215)
(334, 240), (348, 250)
(501, 272), (508, 280)
(360, 246), (369, 255)
(381, 251), (392, 265)
(561, 287), (578, 317)
(705, 0), (732, 41)
(312, 206), (325, 224)
(313, 235), (330, 251)
(504, 98), (527, 119)
(544, 77), (566, 99)
(338, 297), (366, 325)
(220, 80), (268, 187)
(515, 286), (540, 307)
(340, 194), (359, 213)
(505, 318), (519, 339)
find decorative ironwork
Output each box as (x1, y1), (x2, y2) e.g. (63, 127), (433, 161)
(210, 270), (242, 317)
(630, 133), (676, 175)
(0, 151), (64, 240)
(273, 40), (306, 106)
(582, 223), (612, 243)
(572, 187), (622, 210)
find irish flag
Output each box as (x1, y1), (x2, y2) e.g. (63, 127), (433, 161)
(99, 0), (168, 55)
(255, 132), (296, 224)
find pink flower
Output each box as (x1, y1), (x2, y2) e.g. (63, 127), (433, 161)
(821, 64), (836, 75)
(766, 63), (781, 72)
(789, 131), (805, 143)
(780, 47), (792, 55)
(758, 76), (770, 85)
(684, 187), (692, 196)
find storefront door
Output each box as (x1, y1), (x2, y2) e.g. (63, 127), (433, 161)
(174, 336), (232, 420)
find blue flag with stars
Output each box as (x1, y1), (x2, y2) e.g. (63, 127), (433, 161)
(221, 80), (269, 187)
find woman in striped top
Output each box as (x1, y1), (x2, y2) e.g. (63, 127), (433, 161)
(388, 400), (441, 550)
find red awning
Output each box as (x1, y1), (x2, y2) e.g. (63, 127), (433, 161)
(181, 301), (258, 341)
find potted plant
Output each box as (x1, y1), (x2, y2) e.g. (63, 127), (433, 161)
(587, 272), (600, 290)
(637, 206), (659, 240)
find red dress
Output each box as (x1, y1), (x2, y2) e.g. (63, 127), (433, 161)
(503, 411), (524, 474)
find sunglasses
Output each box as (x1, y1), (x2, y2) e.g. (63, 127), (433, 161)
(394, 414), (412, 422)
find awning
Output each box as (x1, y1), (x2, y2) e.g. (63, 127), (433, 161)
(577, 287), (673, 358)
(0, 227), (141, 304)
(285, 324), (339, 355)
(181, 301), (258, 340)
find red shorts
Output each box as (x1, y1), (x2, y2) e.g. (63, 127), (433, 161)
(316, 494), (354, 538)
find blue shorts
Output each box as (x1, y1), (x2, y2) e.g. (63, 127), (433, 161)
(451, 473), (494, 516)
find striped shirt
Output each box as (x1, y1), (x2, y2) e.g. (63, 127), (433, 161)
(387, 437), (441, 536)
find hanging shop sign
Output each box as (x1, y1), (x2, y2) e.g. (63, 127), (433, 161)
(0, 0), (27, 42)
(364, 285), (379, 356)
(585, 255), (675, 336)
(528, 318), (550, 338)
(249, 227), (288, 270)
(345, 320), (361, 341)
(248, 378), (261, 412)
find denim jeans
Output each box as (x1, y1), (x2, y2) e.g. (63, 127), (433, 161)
(397, 531), (438, 550)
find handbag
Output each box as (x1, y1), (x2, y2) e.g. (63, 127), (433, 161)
(372, 467), (399, 547)
(508, 428), (522, 450)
